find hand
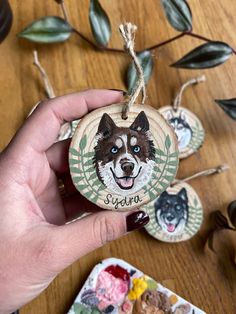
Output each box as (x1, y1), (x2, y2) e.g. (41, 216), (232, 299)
(0, 90), (149, 314)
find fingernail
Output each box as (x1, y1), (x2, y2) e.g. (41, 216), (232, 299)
(126, 211), (149, 232)
(109, 89), (127, 96)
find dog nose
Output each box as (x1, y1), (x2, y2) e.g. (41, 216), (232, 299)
(121, 162), (134, 173)
(166, 215), (174, 222)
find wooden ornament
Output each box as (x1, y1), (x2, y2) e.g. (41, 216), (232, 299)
(159, 106), (205, 159)
(69, 104), (179, 211)
(144, 182), (203, 242)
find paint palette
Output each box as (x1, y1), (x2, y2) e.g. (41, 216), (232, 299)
(67, 258), (206, 314)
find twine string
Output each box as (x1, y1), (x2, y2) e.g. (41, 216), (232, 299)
(119, 23), (146, 119)
(172, 164), (229, 186)
(33, 50), (56, 99)
(32, 50), (72, 140)
(173, 75), (206, 112)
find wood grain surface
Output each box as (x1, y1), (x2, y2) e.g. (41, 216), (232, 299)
(0, 1), (236, 313)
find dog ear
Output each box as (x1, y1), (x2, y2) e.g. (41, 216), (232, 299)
(178, 188), (188, 202)
(130, 111), (149, 132)
(97, 113), (117, 138)
(161, 191), (169, 198)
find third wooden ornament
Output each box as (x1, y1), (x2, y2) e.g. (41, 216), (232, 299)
(159, 76), (206, 159)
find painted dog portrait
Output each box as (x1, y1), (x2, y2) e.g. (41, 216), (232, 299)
(167, 111), (192, 150)
(155, 188), (189, 234)
(94, 111), (156, 196)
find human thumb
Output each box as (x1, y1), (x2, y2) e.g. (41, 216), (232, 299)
(49, 210), (149, 272)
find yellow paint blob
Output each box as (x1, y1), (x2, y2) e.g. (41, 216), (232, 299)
(128, 277), (148, 301)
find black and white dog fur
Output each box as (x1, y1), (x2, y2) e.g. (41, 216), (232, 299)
(155, 188), (189, 234)
(167, 111), (192, 150)
(94, 111), (156, 196)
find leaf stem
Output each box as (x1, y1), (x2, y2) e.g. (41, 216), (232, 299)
(144, 33), (185, 51)
(72, 27), (236, 56)
(186, 32), (213, 43)
(73, 27), (124, 52)
(186, 32), (236, 55)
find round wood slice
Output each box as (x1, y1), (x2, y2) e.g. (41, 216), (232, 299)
(69, 103), (179, 211)
(144, 182), (203, 242)
(158, 106), (205, 159)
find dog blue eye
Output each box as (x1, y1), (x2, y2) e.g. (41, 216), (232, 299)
(175, 204), (181, 211)
(111, 146), (119, 154)
(133, 145), (141, 153)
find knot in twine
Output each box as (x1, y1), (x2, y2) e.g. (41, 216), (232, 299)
(119, 23), (146, 119)
(173, 75), (206, 112)
(172, 164), (229, 186)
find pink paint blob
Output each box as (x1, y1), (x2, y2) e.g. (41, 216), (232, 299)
(96, 270), (129, 309)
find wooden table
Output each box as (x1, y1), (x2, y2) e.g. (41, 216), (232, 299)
(0, 1), (236, 313)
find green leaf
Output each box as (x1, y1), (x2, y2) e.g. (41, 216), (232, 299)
(155, 148), (166, 156)
(227, 201), (236, 228)
(165, 135), (171, 150)
(76, 184), (88, 190)
(89, 0), (111, 47)
(153, 166), (162, 173)
(166, 167), (177, 174)
(70, 167), (83, 174)
(127, 50), (153, 95)
(212, 210), (232, 230)
(18, 16), (72, 43)
(69, 147), (79, 156)
(69, 158), (79, 165)
(155, 158), (166, 164)
(215, 98), (236, 120)
(73, 177), (84, 183)
(92, 179), (101, 187)
(171, 41), (233, 69)
(89, 172), (97, 180)
(148, 190), (157, 200)
(161, 0), (192, 32)
(83, 151), (95, 158)
(92, 194), (99, 203)
(79, 135), (87, 151)
(85, 166), (95, 173)
(84, 159), (94, 166)
(169, 151), (179, 158)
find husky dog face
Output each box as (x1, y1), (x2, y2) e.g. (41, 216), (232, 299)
(167, 111), (192, 150)
(155, 188), (189, 234)
(94, 111), (156, 196)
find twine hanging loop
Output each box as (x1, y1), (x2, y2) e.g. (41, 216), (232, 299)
(119, 23), (146, 119)
(173, 75), (206, 112)
(172, 164), (229, 186)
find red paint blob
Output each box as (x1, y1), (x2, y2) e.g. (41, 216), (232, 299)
(104, 265), (130, 282)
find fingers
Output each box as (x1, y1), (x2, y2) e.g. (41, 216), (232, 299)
(63, 193), (103, 222)
(11, 90), (124, 154)
(48, 210), (149, 272)
(46, 138), (71, 174)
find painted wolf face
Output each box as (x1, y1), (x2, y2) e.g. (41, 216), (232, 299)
(168, 111), (192, 150)
(94, 111), (156, 196)
(155, 188), (189, 234)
